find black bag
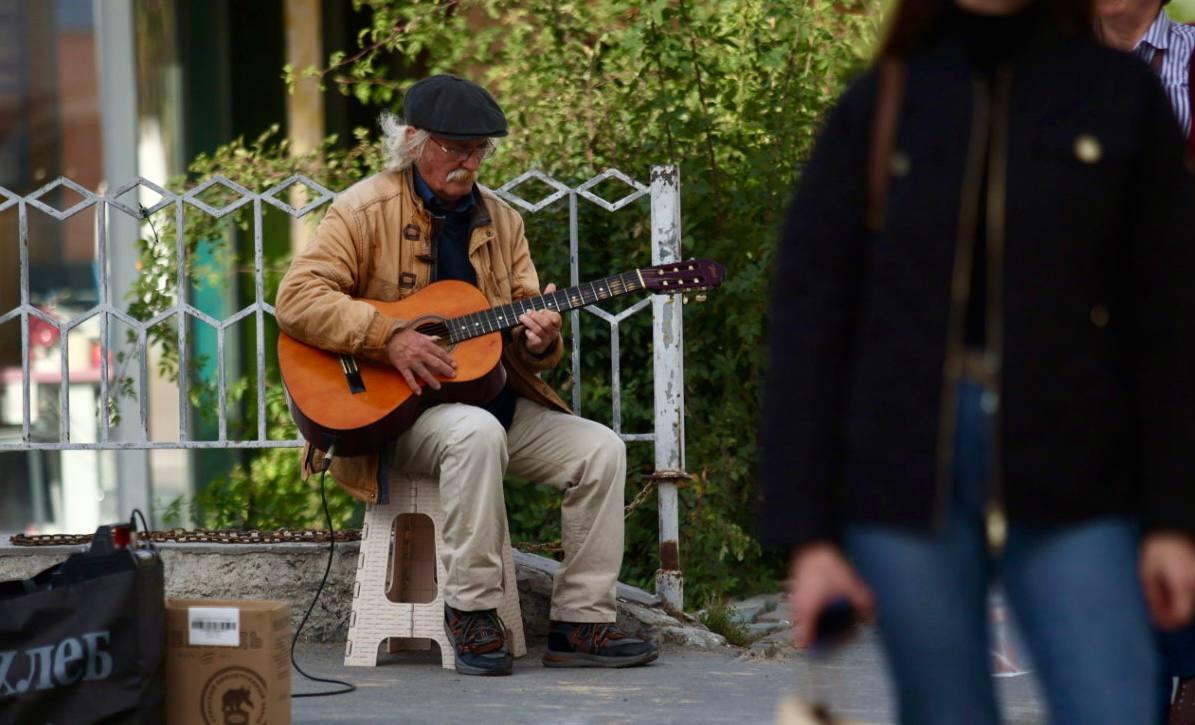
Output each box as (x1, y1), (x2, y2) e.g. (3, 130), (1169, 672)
(0, 521), (165, 725)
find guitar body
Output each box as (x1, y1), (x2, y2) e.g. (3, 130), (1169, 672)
(277, 280), (506, 456)
(277, 258), (726, 457)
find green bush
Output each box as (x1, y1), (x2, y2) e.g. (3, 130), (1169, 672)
(142, 0), (882, 606)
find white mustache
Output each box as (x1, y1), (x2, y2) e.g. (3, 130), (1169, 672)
(446, 169), (476, 183)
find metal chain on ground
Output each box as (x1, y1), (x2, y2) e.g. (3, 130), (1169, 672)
(624, 478), (658, 519)
(9, 528), (362, 547)
(511, 539), (562, 554)
(13, 472), (677, 550)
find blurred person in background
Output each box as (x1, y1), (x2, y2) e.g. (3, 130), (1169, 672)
(1098, 0), (1194, 149)
(758, 0), (1195, 722)
(1096, 1), (1195, 720)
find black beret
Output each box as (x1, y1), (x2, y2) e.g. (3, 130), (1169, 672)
(403, 74), (508, 139)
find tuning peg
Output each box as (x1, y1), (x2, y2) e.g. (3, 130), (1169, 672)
(695, 293), (707, 303)
(682, 294), (689, 304)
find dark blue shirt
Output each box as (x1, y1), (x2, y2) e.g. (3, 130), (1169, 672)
(413, 168), (518, 428)
(413, 168), (478, 286)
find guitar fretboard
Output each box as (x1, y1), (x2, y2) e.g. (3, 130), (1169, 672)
(442, 270), (645, 344)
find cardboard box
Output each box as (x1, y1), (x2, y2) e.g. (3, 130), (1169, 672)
(165, 599), (291, 725)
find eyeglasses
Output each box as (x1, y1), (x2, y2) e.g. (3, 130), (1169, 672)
(430, 137), (495, 163)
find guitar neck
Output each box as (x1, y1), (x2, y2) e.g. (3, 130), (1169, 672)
(445, 270), (647, 344)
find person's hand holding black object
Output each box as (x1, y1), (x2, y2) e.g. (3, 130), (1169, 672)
(813, 598), (861, 650)
(789, 542), (874, 649)
(1141, 532), (1195, 630)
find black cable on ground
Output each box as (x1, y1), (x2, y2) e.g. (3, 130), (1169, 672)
(290, 465), (356, 698)
(131, 508), (152, 546)
(137, 202), (353, 697)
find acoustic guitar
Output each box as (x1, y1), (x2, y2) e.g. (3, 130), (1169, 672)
(278, 259), (725, 456)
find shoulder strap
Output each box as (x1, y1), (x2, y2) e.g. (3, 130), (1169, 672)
(1151, 48), (1165, 74)
(865, 58), (908, 232)
(1188, 29), (1195, 153)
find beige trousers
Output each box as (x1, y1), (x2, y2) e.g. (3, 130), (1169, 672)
(391, 397), (626, 622)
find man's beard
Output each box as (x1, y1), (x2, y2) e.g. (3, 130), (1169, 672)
(446, 169), (476, 184)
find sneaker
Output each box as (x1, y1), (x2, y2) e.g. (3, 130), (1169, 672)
(542, 621), (659, 668)
(443, 605), (513, 676)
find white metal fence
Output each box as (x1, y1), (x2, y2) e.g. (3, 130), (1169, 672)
(0, 166), (687, 608)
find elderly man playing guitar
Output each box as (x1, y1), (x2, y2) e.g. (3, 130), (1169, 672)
(275, 74), (658, 676)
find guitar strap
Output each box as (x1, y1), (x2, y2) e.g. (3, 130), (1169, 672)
(1189, 31), (1195, 158)
(865, 57), (908, 233)
(1150, 47), (1164, 73)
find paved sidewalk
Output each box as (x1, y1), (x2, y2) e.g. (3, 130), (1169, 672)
(292, 627), (1046, 724)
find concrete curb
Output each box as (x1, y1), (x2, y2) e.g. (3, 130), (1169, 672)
(0, 543), (724, 648)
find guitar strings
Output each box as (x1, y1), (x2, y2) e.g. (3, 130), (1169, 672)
(439, 270), (650, 343)
(415, 321), (451, 340)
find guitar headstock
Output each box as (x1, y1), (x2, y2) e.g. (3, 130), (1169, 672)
(639, 259), (726, 295)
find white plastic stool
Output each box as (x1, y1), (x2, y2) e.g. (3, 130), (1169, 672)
(343, 471), (526, 669)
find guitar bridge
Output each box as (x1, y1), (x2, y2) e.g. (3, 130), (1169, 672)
(339, 355), (366, 394)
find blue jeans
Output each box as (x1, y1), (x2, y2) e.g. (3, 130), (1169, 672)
(845, 381), (1160, 725)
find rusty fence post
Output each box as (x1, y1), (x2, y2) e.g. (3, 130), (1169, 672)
(650, 165), (685, 611)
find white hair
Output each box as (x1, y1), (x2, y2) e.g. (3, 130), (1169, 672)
(379, 112), (430, 172)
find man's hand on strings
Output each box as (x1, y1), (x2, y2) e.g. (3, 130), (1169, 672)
(520, 283), (562, 355)
(386, 327), (457, 395)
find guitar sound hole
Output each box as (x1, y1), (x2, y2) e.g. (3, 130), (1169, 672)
(412, 318), (457, 351)
(415, 320), (449, 338)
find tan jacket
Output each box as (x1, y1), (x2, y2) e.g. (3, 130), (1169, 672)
(275, 168), (568, 502)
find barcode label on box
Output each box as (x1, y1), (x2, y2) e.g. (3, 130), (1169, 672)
(188, 606), (241, 647)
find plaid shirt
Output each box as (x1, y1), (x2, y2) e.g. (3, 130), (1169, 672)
(1133, 10), (1195, 138)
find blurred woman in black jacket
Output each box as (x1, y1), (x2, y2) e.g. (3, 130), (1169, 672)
(757, 0), (1195, 722)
